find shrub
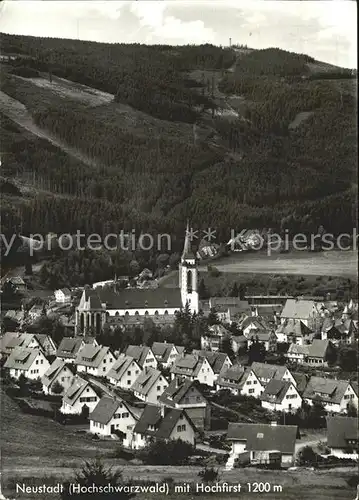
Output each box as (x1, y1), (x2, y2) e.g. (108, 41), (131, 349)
(51, 380), (64, 395)
(61, 459), (135, 499)
(198, 467), (220, 483)
(138, 439), (195, 465)
(296, 446), (319, 467)
(10, 66), (40, 78)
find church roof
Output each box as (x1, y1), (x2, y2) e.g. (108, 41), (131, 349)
(98, 288), (182, 310)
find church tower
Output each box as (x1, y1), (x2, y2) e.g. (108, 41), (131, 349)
(179, 221), (199, 313)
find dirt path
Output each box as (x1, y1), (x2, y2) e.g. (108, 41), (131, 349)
(0, 90), (98, 170)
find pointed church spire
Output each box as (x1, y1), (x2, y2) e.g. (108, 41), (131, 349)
(182, 219), (195, 260)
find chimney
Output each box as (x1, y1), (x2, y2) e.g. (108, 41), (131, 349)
(270, 421), (277, 427)
(160, 405), (165, 418)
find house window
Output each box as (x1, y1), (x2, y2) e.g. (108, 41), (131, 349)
(177, 425), (186, 432)
(127, 380), (131, 385)
(127, 371), (131, 376)
(248, 389), (255, 394)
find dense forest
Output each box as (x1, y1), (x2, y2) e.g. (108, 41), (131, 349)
(0, 34), (357, 256)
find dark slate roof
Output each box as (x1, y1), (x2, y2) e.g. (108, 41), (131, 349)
(107, 355), (139, 381)
(260, 380), (296, 404)
(251, 362), (290, 382)
(192, 350), (230, 374)
(42, 359), (74, 388)
(171, 354), (205, 377)
(98, 288), (182, 310)
(159, 378), (206, 407)
(276, 319), (312, 336)
(227, 423), (297, 454)
(78, 289), (103, 310)
(217, 365), (249, 389)
(89, 396), (138, 425)
(134, 405), (194, 439)
(152, 342), (177, 363)
(327, 416), (358, 449)
(57, 338), (83, 359)
(125, 345), (153, 368)
(303, 376), (350, 405)
(131, 367), (163, 396)
(75, 345), (111, 368)
(307, 339), (331, 359)
(292, 373), (308, 394)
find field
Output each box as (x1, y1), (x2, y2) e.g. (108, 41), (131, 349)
(2, 389), (357, 500)
(202, 250), (357, 278)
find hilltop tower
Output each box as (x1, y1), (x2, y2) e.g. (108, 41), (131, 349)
(179, 221), (199, 313)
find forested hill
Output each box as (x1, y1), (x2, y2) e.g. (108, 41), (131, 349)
(0, 33), (357, 244)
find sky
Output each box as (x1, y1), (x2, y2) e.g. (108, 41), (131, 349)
(0, 1), (357, 68)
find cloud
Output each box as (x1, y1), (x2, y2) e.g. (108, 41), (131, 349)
(0, 0), (356, 67)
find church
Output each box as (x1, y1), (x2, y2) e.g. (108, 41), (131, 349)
(75, 224), (199, 335)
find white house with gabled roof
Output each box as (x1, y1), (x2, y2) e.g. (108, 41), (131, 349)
(89, 395), (140, 439)
(60, 376), (100, 414)
(106, 354), (142, 389)
(260, 380), (302, 413)
(75, 345), (116, 377)
(42, 358), (75, 395)
(216, 365), (264, 397)
(4, 347), (50, 380)
(303, 376), (358, 413)
(131, 367), (169, 404)
(170, 353), (216, 387)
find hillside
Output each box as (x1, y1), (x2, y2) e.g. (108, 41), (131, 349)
(0, 34), (357, 244)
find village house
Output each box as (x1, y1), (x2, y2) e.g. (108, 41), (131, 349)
(225, 422), (298, 470)
(326, 416), (358, 460)
(238, 316), (272, 338)
(131, 367), (169, 404)
(42, 358), (75, 395)
(27, 304), (45, 323)
(159, 377), (211, 431)
(151, 342), (184, 368)
(280, 299), (322, 331)
(306, 339), (336, 366)
(0, 332), (21, 359)
(285, 343), (309, 364)
(231, 335), (247, 354)
(4, 347), (50, 380)
(60, 376), (101, 414)
(260, 380), (302, 413)
(125, 345), (158, 370)
(275, 319), (313, 345)
(192, 350), (232, 379)
(4, 309), (25, 327)
(250, 362), (296, 388)
(106, 355), (142, 389)
(286, 339), (336, 366)
(3, 332), (57, 357)
(321, 317), (357, 344)
(247, 331), (277, 352)
(130, 405), (196, 450)
(54, 288), (72, 304)
(6, 276), (27, 293)
(89, 396), (140, 443)
(170, 353), (216, 387)
(200, 324), (231, 352)
(75, 345), (116, 377)
(303, 376), (358, 413)
(56, 337), (97, 363)
(216, 365), (264, 398)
